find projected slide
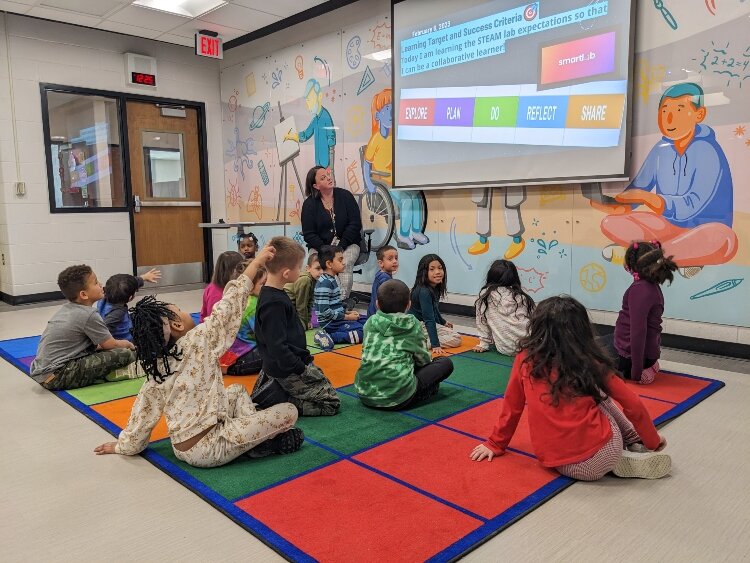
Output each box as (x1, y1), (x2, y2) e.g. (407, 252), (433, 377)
(393, 0), (634, 189)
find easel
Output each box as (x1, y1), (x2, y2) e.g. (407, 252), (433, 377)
(275, 101), (304, 225)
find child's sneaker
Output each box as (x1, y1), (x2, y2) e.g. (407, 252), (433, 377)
(313, 329), (334, 351)
(613, 450), (671, 479)
(106, 362), (143, 381)
(626, 442), (650, 453)
(639, 361), (660, 385)
(245, 428), (305, 458)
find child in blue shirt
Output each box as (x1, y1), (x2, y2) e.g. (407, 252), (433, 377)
(367, 245), (398, 317)
(313, 245), (364, 350)
(97, 269), (161, 341)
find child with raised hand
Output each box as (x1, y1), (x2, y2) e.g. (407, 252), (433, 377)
(356, 279), (453, 409)
(31, 265), (135, 390)
(473, 259), (534, 355)
(97, 268), (161, 341)
(470, 296), (671, 481)
(94, 246), (304, 467)
(613, 241), (678, 384)
(367, 245), (398, 317)
(285, 252), (324, 329)
(237, 231), (258, 260)
(253, 237), (340, 416)
(200, 251), (245, 322)
(221, 264), (267, 375)
(312, 245), (364, 350)
(409, 254), (461, 355)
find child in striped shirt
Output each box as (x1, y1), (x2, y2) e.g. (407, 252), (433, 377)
(313, 245), (364, 350)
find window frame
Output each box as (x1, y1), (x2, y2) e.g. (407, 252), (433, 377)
(41, 85), (130, 214)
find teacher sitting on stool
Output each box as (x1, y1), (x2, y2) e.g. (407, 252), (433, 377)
(301, 165), (362, 299)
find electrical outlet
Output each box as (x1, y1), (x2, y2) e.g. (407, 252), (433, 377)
(15, 182), (26, 196)
(1, 253), (5, 265)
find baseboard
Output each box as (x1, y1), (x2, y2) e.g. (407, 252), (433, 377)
(1, 290), (65, 306)
(351, 291), (750, 360)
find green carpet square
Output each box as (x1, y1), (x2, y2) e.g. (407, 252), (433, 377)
(405, 383), (492, 421)
(455, 350), (515, 367)
(67, 377), (145, 405)
(296, 393), (426, 455)
(149, 440), (337, 500)
(305, 329), (354, 350)
(447, 356), (511, 395)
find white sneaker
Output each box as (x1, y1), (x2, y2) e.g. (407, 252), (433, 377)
(678, 266), (703, 279)
(613, 450), (671, 479)
(107, 362), (143, 381)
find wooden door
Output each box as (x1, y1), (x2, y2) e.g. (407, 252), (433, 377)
(126, 101), (205, 286)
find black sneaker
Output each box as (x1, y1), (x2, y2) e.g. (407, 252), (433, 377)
(245, 428), (305, 459)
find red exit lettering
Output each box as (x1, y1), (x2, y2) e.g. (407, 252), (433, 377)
(196, 34), (222, 59)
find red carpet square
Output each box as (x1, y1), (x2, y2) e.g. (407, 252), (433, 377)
(441, 398), (535, 455)
(236, 460), (482, 562)
(626, 371), (710, 403)
(354, 425), (558, 519)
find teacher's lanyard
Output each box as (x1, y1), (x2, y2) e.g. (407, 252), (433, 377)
(325, 202), (337, 238)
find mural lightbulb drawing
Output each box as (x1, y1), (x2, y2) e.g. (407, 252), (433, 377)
(294, 55), (304, 79)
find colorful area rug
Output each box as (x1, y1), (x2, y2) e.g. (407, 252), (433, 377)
(0, 321), (724, 562)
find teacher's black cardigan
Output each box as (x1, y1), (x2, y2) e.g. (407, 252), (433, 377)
(301, 188), (362, 252)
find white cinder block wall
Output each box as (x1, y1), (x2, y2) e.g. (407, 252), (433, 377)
(0, 13), (228, 299)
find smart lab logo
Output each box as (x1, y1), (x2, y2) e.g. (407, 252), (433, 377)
(524, 3), (539, 21)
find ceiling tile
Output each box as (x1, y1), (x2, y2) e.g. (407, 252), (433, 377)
(26, 6), (102, 26)
(198, 3), (279, 31)
(168, 19), (246, 41)
(97, 20), (163, 40)
(231, 0), (325, 19)
(0, 0), (34, 14)
(156, 33), (196, 47)
(108, 5), (191, 32)
(39, 0), (124, 17)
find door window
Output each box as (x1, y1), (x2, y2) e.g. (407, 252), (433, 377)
(141, 131), (187, 199)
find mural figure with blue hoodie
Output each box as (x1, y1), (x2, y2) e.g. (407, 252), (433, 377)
(593, 83), (737, 278)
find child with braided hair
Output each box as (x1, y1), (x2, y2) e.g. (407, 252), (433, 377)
(612, 241), (678, 384)
(94, 247), (304, 467)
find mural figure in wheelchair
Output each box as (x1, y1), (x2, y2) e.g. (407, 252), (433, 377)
(362, 87), (428, 251)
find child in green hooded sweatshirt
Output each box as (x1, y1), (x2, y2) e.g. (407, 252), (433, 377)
(355, 279), (454, 409)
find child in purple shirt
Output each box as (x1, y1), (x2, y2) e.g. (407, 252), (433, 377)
(614, 241), (678, 384)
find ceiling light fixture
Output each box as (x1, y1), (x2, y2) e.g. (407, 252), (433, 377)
(132, 0), (227, 18)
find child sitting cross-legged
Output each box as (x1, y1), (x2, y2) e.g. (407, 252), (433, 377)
(312, 244), (364, 350)
(252, 237), (340, 416)
(470, 296), (671, 481)
(284, 252), (324, 329)
(94, 247), (304, 467)
(355, 279), (454, 409)
(31, 265), (136, 391)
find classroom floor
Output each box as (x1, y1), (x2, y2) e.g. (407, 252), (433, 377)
(1, 288), (749, 562)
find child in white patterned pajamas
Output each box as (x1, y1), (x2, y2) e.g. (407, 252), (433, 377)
(473, 260), (534, 356)
(94, 247), (303, 468)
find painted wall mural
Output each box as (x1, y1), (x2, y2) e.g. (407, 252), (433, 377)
(220, 3), (750, 328)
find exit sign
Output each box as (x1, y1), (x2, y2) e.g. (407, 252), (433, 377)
(195, 32), (223, 59)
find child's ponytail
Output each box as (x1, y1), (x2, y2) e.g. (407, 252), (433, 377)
(624, 241), (678, 285)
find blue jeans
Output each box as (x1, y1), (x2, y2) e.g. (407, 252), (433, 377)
(391, 190), (423, 237)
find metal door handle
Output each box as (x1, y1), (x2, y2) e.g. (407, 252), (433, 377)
(134, 194), (141, 213)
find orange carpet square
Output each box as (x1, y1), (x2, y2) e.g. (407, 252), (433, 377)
(92, 396), (169, 442)
(311, 352), (360, 388)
